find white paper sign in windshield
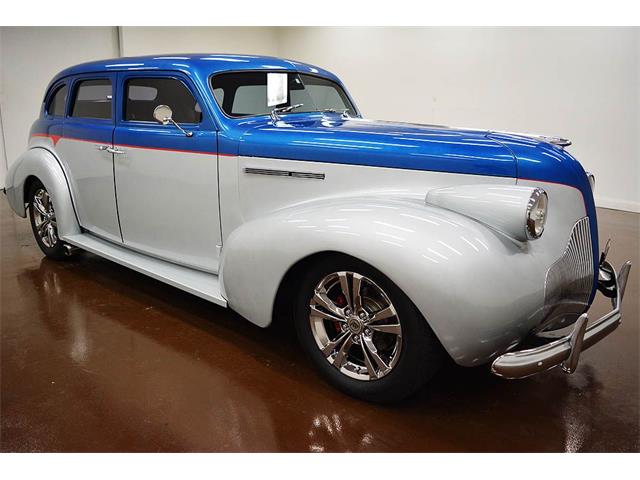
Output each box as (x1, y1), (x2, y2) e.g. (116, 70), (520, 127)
(267, 73), (287, 107)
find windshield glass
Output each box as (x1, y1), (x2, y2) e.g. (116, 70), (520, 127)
(210, 72), (356, 118)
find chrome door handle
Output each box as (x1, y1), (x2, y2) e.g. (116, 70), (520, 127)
(96, 144), (109, 151)
(106, 147), (125, 155)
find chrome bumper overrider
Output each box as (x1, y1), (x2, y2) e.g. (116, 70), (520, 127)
(491, 259), (632, 379)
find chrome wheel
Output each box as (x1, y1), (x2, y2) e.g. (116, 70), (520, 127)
(32, 188), (58, 248)
(309, 271), (403, 381)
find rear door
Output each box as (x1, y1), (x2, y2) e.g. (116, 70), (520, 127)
(113, 72), (221, 272)
(58, 74), (121, 243)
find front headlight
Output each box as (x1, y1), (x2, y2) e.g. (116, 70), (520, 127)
(526, 188), (548, 239)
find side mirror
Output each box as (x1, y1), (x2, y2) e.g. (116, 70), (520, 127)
(153, 105), (173, 125)
(153, 104), (193, 137)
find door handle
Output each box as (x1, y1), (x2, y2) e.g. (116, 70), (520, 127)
(106, 147), (125, 155)
(96, 144), (109, 151)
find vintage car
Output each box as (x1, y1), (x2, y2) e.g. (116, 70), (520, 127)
(3, 54), (632, 402)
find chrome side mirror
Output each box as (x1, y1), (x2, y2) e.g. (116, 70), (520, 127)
(153, 104), (193, 137)
(153, 104), (173, 125)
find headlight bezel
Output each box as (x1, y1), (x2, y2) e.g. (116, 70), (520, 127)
(525, 188), (548, 240)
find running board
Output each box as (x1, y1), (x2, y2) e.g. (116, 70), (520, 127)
(63, 233), (227, 307)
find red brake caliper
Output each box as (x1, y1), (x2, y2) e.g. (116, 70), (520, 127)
(334, 293), (347, 333)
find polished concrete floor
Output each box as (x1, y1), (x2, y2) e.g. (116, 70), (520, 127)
(1, 198), (638, 452)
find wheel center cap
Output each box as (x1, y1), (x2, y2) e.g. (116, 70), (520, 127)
(347, 317), (363, 334)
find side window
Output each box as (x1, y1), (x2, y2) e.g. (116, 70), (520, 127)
(71, 79), (112, 120)
(46, 85), (67, 117)
(125, 77), (202, 123)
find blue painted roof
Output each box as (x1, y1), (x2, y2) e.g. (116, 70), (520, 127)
(50, 53), (340, 84)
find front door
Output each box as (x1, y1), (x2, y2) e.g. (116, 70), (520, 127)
(58, 75), (121, 243)
(113, 72), (221, 273)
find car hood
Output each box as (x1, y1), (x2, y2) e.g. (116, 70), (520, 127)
(236, 116), (517, 178)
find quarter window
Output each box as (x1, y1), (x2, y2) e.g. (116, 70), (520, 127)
(47, 85), (67, 117)
(71, 79), (112, 120)
(124, 77), (202, 123)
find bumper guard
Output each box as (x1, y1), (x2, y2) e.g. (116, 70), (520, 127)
(491, 259), (632, 379)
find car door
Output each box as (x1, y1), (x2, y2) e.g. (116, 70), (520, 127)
(58, 74), (121, 243)
(113, 72), (221, 273)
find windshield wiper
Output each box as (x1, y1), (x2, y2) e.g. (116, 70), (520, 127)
(270, 103), (304, 123)
(318, 108), (351, 118)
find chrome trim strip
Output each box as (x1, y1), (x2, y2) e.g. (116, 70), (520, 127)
(244, 167), (325, 180)
(492, 259), (632, 379)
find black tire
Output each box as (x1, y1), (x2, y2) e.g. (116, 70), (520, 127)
(295, 254), (443, 403)
(28, 179), (72, 261)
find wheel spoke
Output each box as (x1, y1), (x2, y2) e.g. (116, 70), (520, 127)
(309, 304), (346, 323)
(332, 334), (354, 368)
(47, 224), (57, 246)
(366, 305), (397, 323)
(36, 219), (49, 236)
(33, 196), (48, 216)
(360, 341), (379, 379)
(321, 330), (351, 356)
(313, 290), (344, 318)
(362, 336), (390, 374)
(337, 271), (352, 309)
(352, 273), (363, 312)
(368, 323), (402, 336)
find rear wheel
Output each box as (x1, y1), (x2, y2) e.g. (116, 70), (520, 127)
(295, 255), (443, 403)
(28, 180), (73, 260)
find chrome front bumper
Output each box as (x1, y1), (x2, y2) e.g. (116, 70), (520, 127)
(491, 259), (632, 379)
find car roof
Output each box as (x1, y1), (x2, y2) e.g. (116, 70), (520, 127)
(50, 53), (341, 85)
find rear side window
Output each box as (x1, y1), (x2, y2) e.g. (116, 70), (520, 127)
(71, 79), (112, 119)
(46, 85), (67, 117)
(124, 77), (202, 123)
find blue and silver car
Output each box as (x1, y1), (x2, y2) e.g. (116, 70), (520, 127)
(3, 54), (632, 402)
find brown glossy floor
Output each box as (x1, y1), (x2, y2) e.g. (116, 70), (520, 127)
(1, 198), (638, 452)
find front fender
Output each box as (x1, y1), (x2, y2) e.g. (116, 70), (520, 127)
(5, 147), (80, 238)
(220, 196), (550, 366)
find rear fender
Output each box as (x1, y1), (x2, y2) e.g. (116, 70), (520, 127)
(5, 147), (80, 238)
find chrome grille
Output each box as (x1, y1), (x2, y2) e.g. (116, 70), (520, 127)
(543, 217), (594, 327)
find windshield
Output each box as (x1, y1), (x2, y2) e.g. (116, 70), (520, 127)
(210, 71), (357, 118)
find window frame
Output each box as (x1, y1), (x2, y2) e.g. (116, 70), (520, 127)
(208, 70), (360, 120)
(44, 82), (68, 119)
(67, 76), (115, 122)
(119, 73), (206, 127)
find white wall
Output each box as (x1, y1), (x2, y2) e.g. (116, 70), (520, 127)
(119, 26), (279, 57)
(1, 27), (638, 212)
(277, 27), (639, 212)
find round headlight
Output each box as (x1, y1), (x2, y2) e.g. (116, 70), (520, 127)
(526, 188), (548, 239)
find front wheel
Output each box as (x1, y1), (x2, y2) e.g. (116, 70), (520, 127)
(295, 255), (443, 403)
(28, 180), (73, 260)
